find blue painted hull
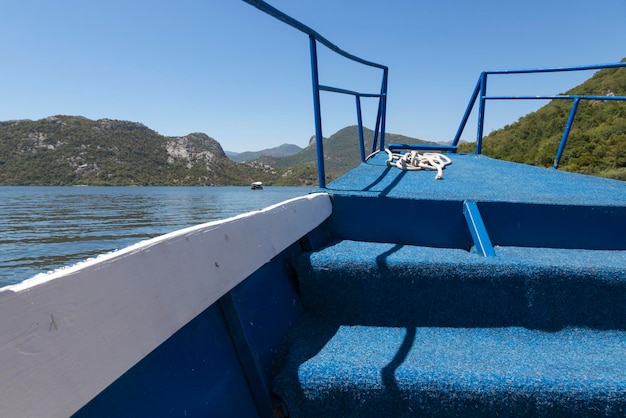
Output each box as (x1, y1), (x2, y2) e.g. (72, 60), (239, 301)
(76, 242), (304, 417)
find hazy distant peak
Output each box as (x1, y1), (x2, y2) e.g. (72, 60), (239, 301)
(228, 143), (303, 162)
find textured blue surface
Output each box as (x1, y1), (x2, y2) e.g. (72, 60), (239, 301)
(274, 324), (626, 417)
(323, 154), (626, 250)
(327, 153), (626, 206)
(274, 241), (626, 416)
(294, 240), (626, 329)
(274, 154), (626, 416)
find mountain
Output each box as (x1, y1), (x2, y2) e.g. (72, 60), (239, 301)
(0, 116), (270, 186)
(458, 59), (626, 180)
(227, 144), (303, 162)
(3, 62), (622, 186)
(258, 126), (431, 181)
(0, 118), (429, 186)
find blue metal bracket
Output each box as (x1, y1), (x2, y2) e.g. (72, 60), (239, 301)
(553, 97), (580, 169)
(463, 200), (495, 257)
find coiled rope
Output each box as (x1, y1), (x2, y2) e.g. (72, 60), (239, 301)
(385, 149), (452, 180)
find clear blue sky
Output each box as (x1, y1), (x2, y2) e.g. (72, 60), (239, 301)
(1, 0), (624, 152)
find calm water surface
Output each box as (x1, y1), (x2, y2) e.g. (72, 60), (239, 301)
(0, 186), (313, 286)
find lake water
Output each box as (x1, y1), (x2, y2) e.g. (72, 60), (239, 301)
(0, 186), (314, 286)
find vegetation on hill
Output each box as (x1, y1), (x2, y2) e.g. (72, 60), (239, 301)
(0, 60), (626, 185)
(0, 116), (265, 186)
(228, 143), (302, 162)
(0, 116), (425, 186)
(260, 126), (430, 182)
(458, 59), (626, 180)
(6, 58), (621, 188)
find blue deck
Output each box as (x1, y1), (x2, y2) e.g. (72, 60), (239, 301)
(328, 152), (626, 206)
(73, 151), (626, 417)
(240, 3), (625, 412)
(321, 153), (626, 253)
(273, 153), (626, 417)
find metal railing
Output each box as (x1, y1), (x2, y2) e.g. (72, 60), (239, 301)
(244, 1), (626, 178)
(243, 0), (388, 187)
(451, 62), (626, 168)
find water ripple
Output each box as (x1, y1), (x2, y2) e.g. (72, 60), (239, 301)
(0, 186), (312, 286)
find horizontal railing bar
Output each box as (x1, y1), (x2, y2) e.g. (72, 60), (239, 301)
(484, 62), (626, 75)
(483, 95), (626, 101)
(319, 85), (384, 97)
(459, 61), (626, 164)
(242, 0), (388, 71)
(388, 143), (458, 152)
(484, 95), (626, 101)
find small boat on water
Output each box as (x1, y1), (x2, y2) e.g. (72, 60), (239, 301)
(0, 1), (625, 417)
(251, 181), (263, 190)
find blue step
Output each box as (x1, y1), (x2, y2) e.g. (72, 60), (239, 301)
(273, 240), (626, 416)
(273, 324), (626, 417)
(294, 240), (626, 330)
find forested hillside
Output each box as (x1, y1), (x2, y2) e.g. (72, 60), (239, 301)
(228, 144), (302, 162)
(459, 59), (626, 180)
(0, 116), (425, 186)
(0, 116), (270, 185)
(6, 60), (621, 187)
(260, 126), (430, 180)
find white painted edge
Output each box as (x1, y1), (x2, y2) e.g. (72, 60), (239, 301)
(0, 192), (332, 417)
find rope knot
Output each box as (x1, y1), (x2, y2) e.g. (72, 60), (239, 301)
(385, 149), (452, 180)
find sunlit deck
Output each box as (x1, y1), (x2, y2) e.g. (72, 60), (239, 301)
(327, 152), (626, 207)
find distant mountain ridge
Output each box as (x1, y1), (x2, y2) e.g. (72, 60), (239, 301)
(259, 126), (432, 180)
(2, 61), (622, 185)
(0, 116), (426, 186)
(0, 116), (258, 185)
(227, 143), (303, 162)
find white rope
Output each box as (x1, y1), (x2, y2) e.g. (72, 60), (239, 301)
(385, 149), (452, 180)
(365, 150), (381, 161)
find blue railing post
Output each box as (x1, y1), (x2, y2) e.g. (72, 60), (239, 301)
(355, 96), (366, 162)
(309, 35), (326, 188)
(243, 0), (390, 186)
(379, 68), (388, 151)
(371, 102), (382, 154)
(371, 68), (389, 153)
(476, 72), (488, 154)
(452, 77), (482, 147)
(554, 97), (580, 169)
